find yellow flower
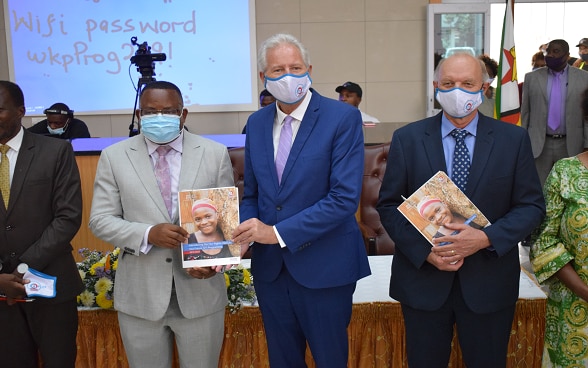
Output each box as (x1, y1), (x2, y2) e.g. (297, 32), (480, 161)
(95, 277), (113, 293)
(79, 290), (96, 307)
(89, 262), (104, 276)
(224, 273), (230, 287)
(112, 259), (118, 271)
(243, 269), (251, 285)
(96, 292), (113, 309)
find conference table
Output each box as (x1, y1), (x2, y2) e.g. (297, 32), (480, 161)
(74, 255), (547, 368)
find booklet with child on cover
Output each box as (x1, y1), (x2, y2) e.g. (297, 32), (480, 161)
(179, 187), (241, 268)
(398, 171), (490, 246)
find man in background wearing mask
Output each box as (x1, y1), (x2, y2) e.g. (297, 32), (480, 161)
(232, 33), (370, 368)
(89, 81), (234, 368)
(28, 102), (91, 139)
(572, 38), (588, 71)
(377, 53), (545, 368)
(522, 39), (588, 184)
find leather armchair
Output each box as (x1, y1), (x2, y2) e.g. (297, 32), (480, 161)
(229, 144), (396, 256)
(358, 143), (395, 255)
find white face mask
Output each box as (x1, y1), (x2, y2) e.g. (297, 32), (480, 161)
(435, 87), (483, 118)
(264, 72), (312, 104)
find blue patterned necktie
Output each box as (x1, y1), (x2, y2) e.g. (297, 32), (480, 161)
(450, 129), (470, 192)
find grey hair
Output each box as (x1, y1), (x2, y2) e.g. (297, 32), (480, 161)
(257, 34), (311, 73)
(433, 53), (489, 83)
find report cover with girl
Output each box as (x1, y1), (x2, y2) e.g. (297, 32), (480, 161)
(179, 187), (241, 268)
(398, 171), (490, 246)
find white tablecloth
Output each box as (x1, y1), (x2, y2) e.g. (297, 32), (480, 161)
(240, 254), (546, 304)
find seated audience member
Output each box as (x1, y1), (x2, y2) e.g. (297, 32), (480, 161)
(259, 89), (276, 108)
(29, 103), (91, 139)
(336, 81), (380, 124)
(529, 86), (588, 367)
(242, 89), (276, 133)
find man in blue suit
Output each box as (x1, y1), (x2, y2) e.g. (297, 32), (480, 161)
(233, 34), (371, 367)
(376, 53), (545, 368)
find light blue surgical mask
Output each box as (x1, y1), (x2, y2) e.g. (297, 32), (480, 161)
(47, 119), (69, 135)
(140, 114), (181, 144)
(47, 126), (65, 135)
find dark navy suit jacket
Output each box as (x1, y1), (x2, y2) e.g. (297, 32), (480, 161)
(240, 90), (371, 288)
(377, 113), (545, 313)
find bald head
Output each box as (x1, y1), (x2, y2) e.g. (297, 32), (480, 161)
(434, 53), (489, 84)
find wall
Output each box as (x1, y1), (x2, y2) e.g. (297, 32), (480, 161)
(0, 0), (429, 143)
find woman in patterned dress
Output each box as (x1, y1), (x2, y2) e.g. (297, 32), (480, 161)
(530, 88), (588, 367)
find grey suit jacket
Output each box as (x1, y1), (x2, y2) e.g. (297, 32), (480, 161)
(89, 132), (234, 321)
(521, 66), (588, 157)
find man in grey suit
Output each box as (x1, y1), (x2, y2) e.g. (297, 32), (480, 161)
(522, 39), (588, 184)
(89, 81), (234, 368)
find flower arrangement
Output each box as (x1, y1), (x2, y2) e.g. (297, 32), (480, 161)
(224, 265), (256, 313)
(77, 247), (255, 313)
(77, 247), (119, 309)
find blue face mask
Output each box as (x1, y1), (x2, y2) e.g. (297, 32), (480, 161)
(140, 114), (181, 144)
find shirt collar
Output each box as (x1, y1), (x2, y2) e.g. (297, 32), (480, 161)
(145, 130), (184, 155)
(5, 127), (24, 152)
(548, 63), (568, 76)
(441, 113), (479, 138)
(276, 90), (313, 124)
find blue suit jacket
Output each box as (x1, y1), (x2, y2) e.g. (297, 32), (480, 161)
(377, 113), (545, 313)
(241, 90), (371, 288)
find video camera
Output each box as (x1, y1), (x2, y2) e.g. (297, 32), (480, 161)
(128, 37), (167, 137)
(130, 36), (166, 79)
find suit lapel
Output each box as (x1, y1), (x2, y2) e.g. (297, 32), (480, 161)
(467, 116), (494, 196)
(8, 131), (35, 214)
(125, 138), (170, 220)
(278, 93), (320, 187)
(538, 69), (548, 103)
(261, 109), (279, 189)
(423, 115), (447, 174)
(178, 134), (203, 191)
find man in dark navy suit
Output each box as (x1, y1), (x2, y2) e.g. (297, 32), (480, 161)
(377, 53), (545, 368)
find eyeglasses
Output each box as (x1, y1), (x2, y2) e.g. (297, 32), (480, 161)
(140, 108), (182, 116)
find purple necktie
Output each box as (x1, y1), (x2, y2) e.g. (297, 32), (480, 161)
(155, 145), (173, 217)
(275, 116), (293, 184)
(548, 72), (562, 131)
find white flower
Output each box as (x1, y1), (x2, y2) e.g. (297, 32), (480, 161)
(79, 290), (96, 307)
